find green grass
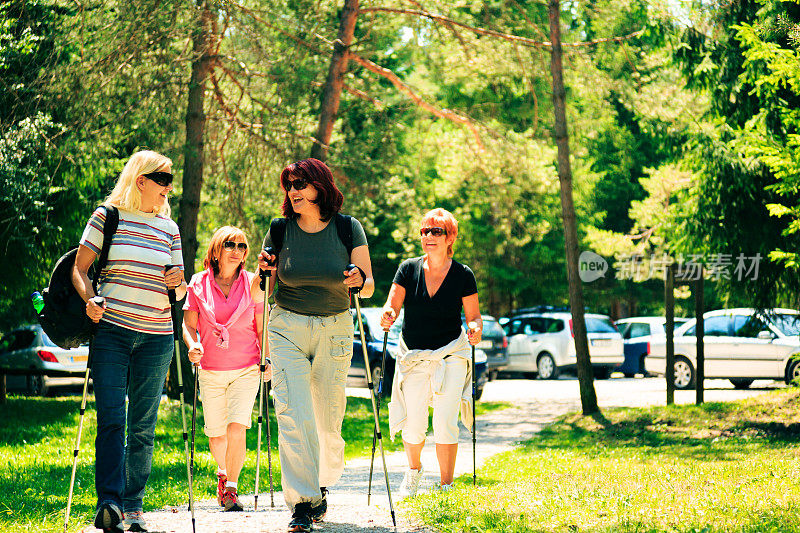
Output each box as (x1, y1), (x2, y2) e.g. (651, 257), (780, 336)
(406, 388), (800, 532)
(0, 393), (509, 532)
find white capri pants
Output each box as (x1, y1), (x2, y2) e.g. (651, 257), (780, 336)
(401, 357), (468, 445)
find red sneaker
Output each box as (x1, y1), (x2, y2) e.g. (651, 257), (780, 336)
(217, 473), (227, 507)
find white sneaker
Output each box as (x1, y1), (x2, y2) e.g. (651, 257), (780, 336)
(123, 510), (148, 532)
(433, 481), (454, 492)
(398, 466), (424, 498)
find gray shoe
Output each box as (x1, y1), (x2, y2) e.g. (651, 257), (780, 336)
(93, 501), (122, 530)
(122, 510), (148, 532)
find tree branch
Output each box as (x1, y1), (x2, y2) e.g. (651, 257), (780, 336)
(359, 7), (644, 48)
(348, 51), (485, 150)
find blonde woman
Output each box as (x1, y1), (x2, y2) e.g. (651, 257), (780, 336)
(72, 150), (186, 532)
(182, 226), (270, 512)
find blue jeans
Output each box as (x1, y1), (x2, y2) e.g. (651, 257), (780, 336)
(92, 321), (173, 513)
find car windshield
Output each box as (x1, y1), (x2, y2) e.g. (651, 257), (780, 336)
(482, 319), (504, 337)
(362, 311), (402, 342)
(772, 314), (800, 336)
(40, 330), (58, 348)
(585, 317), (617, 333)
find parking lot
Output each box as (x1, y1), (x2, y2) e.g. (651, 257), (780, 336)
(479, 374), (787, 410)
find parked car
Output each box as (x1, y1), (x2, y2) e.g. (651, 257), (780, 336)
(0, 324), (88, 396)
(351, 307), (488, 399)
(645, 308), (800, 390)
(502, 309), (624, 379)
(615, 317), (689, 377)
(462, 315), (508, 380)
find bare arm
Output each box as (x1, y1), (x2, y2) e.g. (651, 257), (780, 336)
(462, 292), (482, 345)
(344, 244), (374, 298)
(72, 244), (106, 322)
(182, 310), (203, 364)
(380, 283), (406, 331)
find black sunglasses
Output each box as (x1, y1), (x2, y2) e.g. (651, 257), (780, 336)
(420, 227), (447, 237)
(222, 240), (248, 252)
(143, 171), (174, 187)
(283, 177), (309, 192)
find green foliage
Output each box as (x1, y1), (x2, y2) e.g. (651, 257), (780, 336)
(406, 388), (800, 532)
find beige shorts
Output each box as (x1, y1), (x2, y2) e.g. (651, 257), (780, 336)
(198, 365), (261, 437)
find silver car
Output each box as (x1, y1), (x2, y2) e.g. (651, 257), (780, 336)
(503, 311), (624, 379)
(0, 324), (88, 395)
(645, 308), (800, 389)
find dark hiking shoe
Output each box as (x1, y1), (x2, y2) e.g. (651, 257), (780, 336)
(310, 487), (327, 523)
(93, 501), (122, 530)
(288, 502), (313, 532)
(222, 488), (244, 512)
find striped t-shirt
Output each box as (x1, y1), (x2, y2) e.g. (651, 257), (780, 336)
(80, 206), (184, 335)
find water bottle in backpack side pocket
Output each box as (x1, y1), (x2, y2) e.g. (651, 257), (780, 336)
(31, 291), (45, 314)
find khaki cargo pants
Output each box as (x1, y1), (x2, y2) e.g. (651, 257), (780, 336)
(267, 305), (353, 510)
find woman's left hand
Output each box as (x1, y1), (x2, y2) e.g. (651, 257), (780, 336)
(467, 322), (482, 346)
(163, 266), (184, 289)
(342, 266), (364, 290)
(262, 360), (273, 382)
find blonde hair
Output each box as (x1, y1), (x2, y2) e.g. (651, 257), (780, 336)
(204, 226), (249, 275)
(421, 208), (459, 257)
(105, 150), (173, 216)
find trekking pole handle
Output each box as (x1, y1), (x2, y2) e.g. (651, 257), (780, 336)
(90, 296), (105, 307)
(165, 264), (177, 304)
(346, 263), (366, 294)
(259, 247), (276, 290)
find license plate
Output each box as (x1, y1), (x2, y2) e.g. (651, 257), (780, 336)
(477, 340), (492, 349)
(591, 339), (611, 346)
(72, 355), (88, 362)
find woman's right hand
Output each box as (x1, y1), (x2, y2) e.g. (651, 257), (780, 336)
(257, 250), (277, 274)
(380, 307), (396, 331)
(188, 341), (204, 364)
(86, 298), (106, 323)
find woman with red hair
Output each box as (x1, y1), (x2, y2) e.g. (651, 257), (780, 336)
(182, 226), (269, 512)
(381, 207), (482, 497)
(257, 158), (373, 532)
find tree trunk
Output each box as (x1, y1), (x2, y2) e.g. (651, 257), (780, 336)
(170, 1), (214, 401)
(179, 1), (214, 281)
(548, 0), (599, 415)
(310, 0), (359, 161)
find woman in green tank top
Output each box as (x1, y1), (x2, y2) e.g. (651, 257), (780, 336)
(257, 158), (373, 533)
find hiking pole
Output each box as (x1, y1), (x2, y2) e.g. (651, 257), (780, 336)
(166, 270), (195, 533)
(189, 362), (199, 527)
(349, 265), (396, 527)
(255, 247), (275, 511)
(367, 330), (389, 505)
(468, 321), (478, 487)
(64, 296), (104, 533)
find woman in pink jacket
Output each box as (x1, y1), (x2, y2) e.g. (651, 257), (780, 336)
(182, 226), (271, 511)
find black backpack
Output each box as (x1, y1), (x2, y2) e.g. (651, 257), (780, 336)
(37, 205), (119, 349)
(268, 213), (354, 255)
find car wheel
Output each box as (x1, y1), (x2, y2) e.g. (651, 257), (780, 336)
(536, 353), (559, 380)
(730, 378), (754, 390)
(673, 357), (695, 390)
(369, 363), (384, 388)
(27, 374), (49, 397)
(786, 358), (800, 385)
(593, 367), (611, 380)
(475, 386), (484, 401)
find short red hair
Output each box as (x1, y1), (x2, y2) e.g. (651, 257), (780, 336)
(420, 208), (458, 257)
(203, 226), (249, 275)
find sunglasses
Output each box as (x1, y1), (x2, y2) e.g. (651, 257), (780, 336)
(420, 227), (447, 237)
(283, 177), (309, 192)
(143, 171), (174, 187)
(222, 240), (248, 252)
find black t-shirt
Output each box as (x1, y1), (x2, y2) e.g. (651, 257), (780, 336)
(393, 256), (478, 350)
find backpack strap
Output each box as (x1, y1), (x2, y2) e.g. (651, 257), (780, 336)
(92, 205), (119, 292)
(334, 213), (354, 257)
(269, 217), (288, 254)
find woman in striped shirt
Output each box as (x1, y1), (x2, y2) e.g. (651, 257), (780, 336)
(72, 150), (186, 533)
